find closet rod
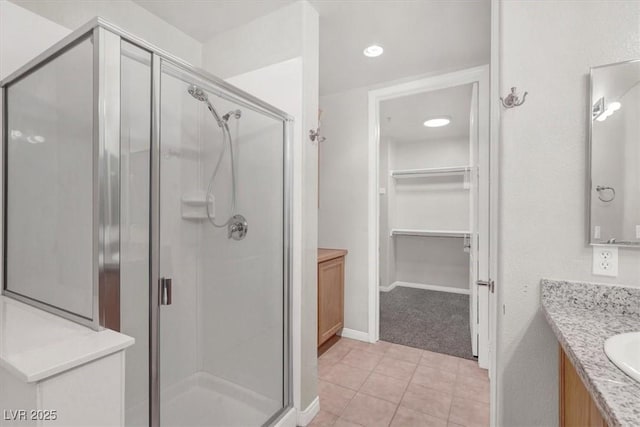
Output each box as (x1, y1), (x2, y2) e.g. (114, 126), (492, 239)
(390, 166), (471, 178)
(390, 229), (470, 238)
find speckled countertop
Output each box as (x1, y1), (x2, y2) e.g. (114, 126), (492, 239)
(541, 279), (640, 427)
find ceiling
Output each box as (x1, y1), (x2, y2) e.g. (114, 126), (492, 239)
(131, 0), (295, 42)
(310, 0), (490, 95)
(131, 0), (490, 96)
(380, 84), (473, 142)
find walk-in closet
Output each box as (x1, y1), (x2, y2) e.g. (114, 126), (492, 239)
(378, 78), (483, 360)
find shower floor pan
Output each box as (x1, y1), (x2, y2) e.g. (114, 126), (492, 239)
(127, 371), (280, 426)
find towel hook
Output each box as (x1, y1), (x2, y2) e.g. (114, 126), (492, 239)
(595, 185), (616, 203)
(309, 109), (326, 143)
(500, 87), (528, 109)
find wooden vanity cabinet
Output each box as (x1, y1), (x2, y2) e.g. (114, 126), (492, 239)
(559, 346), (608, 427)
(317, 249), (347, 347)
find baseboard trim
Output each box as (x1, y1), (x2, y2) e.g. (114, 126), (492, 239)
(338, 328), (370, 342)
(274, 408), (297, 427)
(296, 396), (320, 426)
(378, 283), (397, 292)
(383, 281), (470, 295)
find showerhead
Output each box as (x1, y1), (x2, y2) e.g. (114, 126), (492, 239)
(188, 85), (208, 102)
(188, 84), (225, 127)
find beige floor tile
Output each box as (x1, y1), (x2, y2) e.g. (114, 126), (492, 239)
(400, 382), (453, 420)
(453, 374), (490, 404)
(411, 365), (457, 394)
(333, 418), (363, 427)
(457, 359), (488, 380)
(448, 397), (490, 427)
(318, 380), (357, 416)
(373, 356), (417, 381)
(420, 351), (461, 373)
(319, 356), (338, 379)
(322, 341), (353, 362)
(341, 349), (383, 372)
(385, 343), (423, 364)
(359, 372), (409, 403)
(309, 410), (338, 427)
(339, 338), (371, 350)
(341, 393), (397, 427)
(321, 362), (371, 391)
(390, 406), (448, 427)
(362, 340), (393, 355)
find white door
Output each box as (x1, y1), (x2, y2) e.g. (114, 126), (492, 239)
(469, 80), (491, 367)
(469, 82), (480, 358)
(473, 74), (491, 369)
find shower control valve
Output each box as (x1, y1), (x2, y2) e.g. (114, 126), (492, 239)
(228, 214), (248, 241)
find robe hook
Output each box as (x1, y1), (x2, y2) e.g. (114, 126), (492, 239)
(500, 87), (528, 109)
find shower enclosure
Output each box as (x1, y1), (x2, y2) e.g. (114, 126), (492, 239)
(1, 19), (292, 427)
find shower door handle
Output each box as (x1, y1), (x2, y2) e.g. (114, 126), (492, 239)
(160, 277), (172, 305)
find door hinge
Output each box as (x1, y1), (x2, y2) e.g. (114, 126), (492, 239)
(477, 279), (495, 293)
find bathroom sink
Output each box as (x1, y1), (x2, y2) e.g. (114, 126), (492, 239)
(604, 332), (640, 384)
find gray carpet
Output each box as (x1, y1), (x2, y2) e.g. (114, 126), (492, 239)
(380, 287), (474, 360)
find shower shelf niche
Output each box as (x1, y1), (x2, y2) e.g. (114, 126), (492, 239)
(181, 191), (214, 220)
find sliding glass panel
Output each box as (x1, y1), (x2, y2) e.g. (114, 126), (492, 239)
(120, 40), (151, 427)
(158, 63), (286, 426)
(5, 36), (94, 319)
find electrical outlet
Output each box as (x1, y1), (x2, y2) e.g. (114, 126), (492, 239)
(592, 246), (618, 277)
(594, 225), (601, 239)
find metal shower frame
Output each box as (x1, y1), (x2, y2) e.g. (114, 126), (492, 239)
(1, 17), (294, 427)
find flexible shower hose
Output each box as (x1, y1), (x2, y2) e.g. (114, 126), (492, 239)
(205, 121), (237, 228)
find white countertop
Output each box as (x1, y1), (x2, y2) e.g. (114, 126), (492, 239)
(0, 295), (134, 383)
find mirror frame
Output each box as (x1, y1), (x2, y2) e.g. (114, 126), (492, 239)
(588, 59), (640, 247)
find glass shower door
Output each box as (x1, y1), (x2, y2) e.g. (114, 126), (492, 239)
(156, 62), (289, 426)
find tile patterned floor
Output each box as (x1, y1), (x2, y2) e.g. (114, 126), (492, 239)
(311, 338), (489, 427)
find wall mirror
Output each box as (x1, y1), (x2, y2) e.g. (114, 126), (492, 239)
(589, 59), (640, 246)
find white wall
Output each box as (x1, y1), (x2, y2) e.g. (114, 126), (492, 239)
(319, 86), (371, 332)
(391, 137), (470, 231)
(0, 1), (69, 77)
(202, 2), (306, 79)
(378, 137), (393, 288)
(380, 136), (471, 291)
(8, 0), (202, 66)
(497, 2), (640, 426)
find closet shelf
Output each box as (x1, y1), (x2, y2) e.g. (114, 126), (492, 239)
(390, 229), (470, 238)
(390, 166), (471, 179)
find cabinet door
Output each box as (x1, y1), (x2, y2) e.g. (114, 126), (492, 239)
(318, 257), (345, 346)
(559, 346), (607, 427)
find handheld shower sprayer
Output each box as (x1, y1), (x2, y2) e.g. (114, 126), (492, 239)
(188, 85), (225, 128)
(187, 84), (246, 239)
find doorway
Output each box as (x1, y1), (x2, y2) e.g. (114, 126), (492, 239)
(368, 66), (491, 368)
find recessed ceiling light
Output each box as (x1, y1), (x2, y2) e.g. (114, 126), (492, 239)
(363, 45), (384, 57)
(423, 117), (451, 128)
